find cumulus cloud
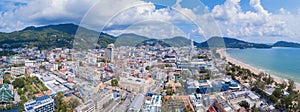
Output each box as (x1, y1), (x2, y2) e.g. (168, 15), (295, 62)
(1, 0), (299, 42)
(0, 0), (220, 41)
(0, 0), (95, 32)
(211, 0), (296, 42)
(78, 0), (219, 40)
(106, 21), (186, 39)
(107, 3), (173, 27)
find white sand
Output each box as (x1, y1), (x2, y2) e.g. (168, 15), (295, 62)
(217, 49), (300, 91)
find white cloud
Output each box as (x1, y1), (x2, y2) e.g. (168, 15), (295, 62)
(0, 0), (219, 41)
(2, 0), (299, 42)
(107, 2), (173, 27)
(211, 0), (297, 42)
(106, 21), (186, 39)
(79, 0), (219, 40)
(0, 0), (95, 32)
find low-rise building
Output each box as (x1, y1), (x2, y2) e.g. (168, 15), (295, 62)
(74, 100), (96, 112)
(145, 95), (162, 112)
(94, 91), (113, 111)
(10, 66), (25, 76)
(119, 77), (152, 94)
(25, 60), (37, 67)
(128, 94), (145, 112)
(24, 95), (55, 112)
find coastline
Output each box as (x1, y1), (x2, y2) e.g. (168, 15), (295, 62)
(217, 49), (300, 91)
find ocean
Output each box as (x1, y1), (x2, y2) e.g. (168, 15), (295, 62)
(226, 47), (300, 83)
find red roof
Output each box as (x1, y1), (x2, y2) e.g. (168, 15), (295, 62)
(207, 105), (217, 112)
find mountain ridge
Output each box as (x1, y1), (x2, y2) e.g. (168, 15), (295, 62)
(0, 23), (299, 49)
(273, 41), (300, 48)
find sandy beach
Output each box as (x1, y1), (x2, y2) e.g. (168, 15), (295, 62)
(217, 49), (300, 91)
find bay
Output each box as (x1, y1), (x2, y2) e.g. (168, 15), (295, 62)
(226, 47), (300, 83)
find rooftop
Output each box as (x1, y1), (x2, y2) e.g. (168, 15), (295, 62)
(128, 94), (145, 111)
(24, 95), (54, 111)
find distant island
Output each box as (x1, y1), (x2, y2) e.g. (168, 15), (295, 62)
(0, 23), (300, 49)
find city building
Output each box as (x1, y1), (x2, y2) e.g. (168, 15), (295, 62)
(10, 66), (25, 76)
(176, 61), (207, 70)
(94, 91), (113, 111)
(105, 44), (114, 62)
(128, 94), (145, 112)
(145, 95), (162, 112)
(118, 77), (152, 94)
(24, 95), (55, 112)
(185, 79), (200, 94)
(212, 99), (226, 112)
(0, 84), (14, 103)
(10, 56), (25, 65)
(163, 54), (176, 63)
(74, 100), (96, 112)
(52, 62), (59, 71)
(25, 60), (37, 67)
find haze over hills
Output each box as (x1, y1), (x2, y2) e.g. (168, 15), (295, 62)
(0, 23), (299, 49)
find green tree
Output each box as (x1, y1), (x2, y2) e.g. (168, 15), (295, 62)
(3, 77), (10, 84)
(296, 95), (300, 111)
(251, 104), (259, 112)
(111, 79), (118, 86)
(12, 78), (25, 88)
(199, 70), (209, 73)
(79, 61), (83, 66)
(69, 98), (80, 110)
(166, 89), (173, 96)
(269, 95), (278, 103)
(239, 100), (250, 109)
(145, 66), (150, 70)
(54, 92), (64, 111)
(17, 88), (24, 95)
(272, 88), (283, 98)
(279, 82), (287, 90)
(287, 79), (295, 93)
(281, 96), (293, 110)
(39, 65), (46, 69)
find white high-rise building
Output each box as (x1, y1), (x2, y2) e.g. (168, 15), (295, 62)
(105, 44), (114, 62)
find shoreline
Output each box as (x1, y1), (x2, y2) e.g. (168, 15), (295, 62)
(217, 49), (300, 91)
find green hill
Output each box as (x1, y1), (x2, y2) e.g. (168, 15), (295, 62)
(0, 23), (114, 49)
(198, 37), (272, 49)
(273, 41), (300, 48)
(114, 33), (149, 47)
(1, 23), (298, 50)
(163, 36), (191, 47)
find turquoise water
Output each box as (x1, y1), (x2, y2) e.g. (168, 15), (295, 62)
(226, 47), (300, 83)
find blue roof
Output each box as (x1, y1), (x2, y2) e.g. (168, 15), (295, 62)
(25, 95), (53, 111)
(146, 91), (155, 96)
(199, 86), (210, 94)
(113, 92), (119, 99)
(36, 95), (50, 101)
(198, 80), (207, 83)
(230, 80), (237, 84)
(26, 107), (33, 111)
(230, 81), (239, 87)
(221, 84), (230, 91)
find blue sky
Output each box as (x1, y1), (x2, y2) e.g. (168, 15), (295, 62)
(0, 0), (300, 42)
(201, 0), (300, 14)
